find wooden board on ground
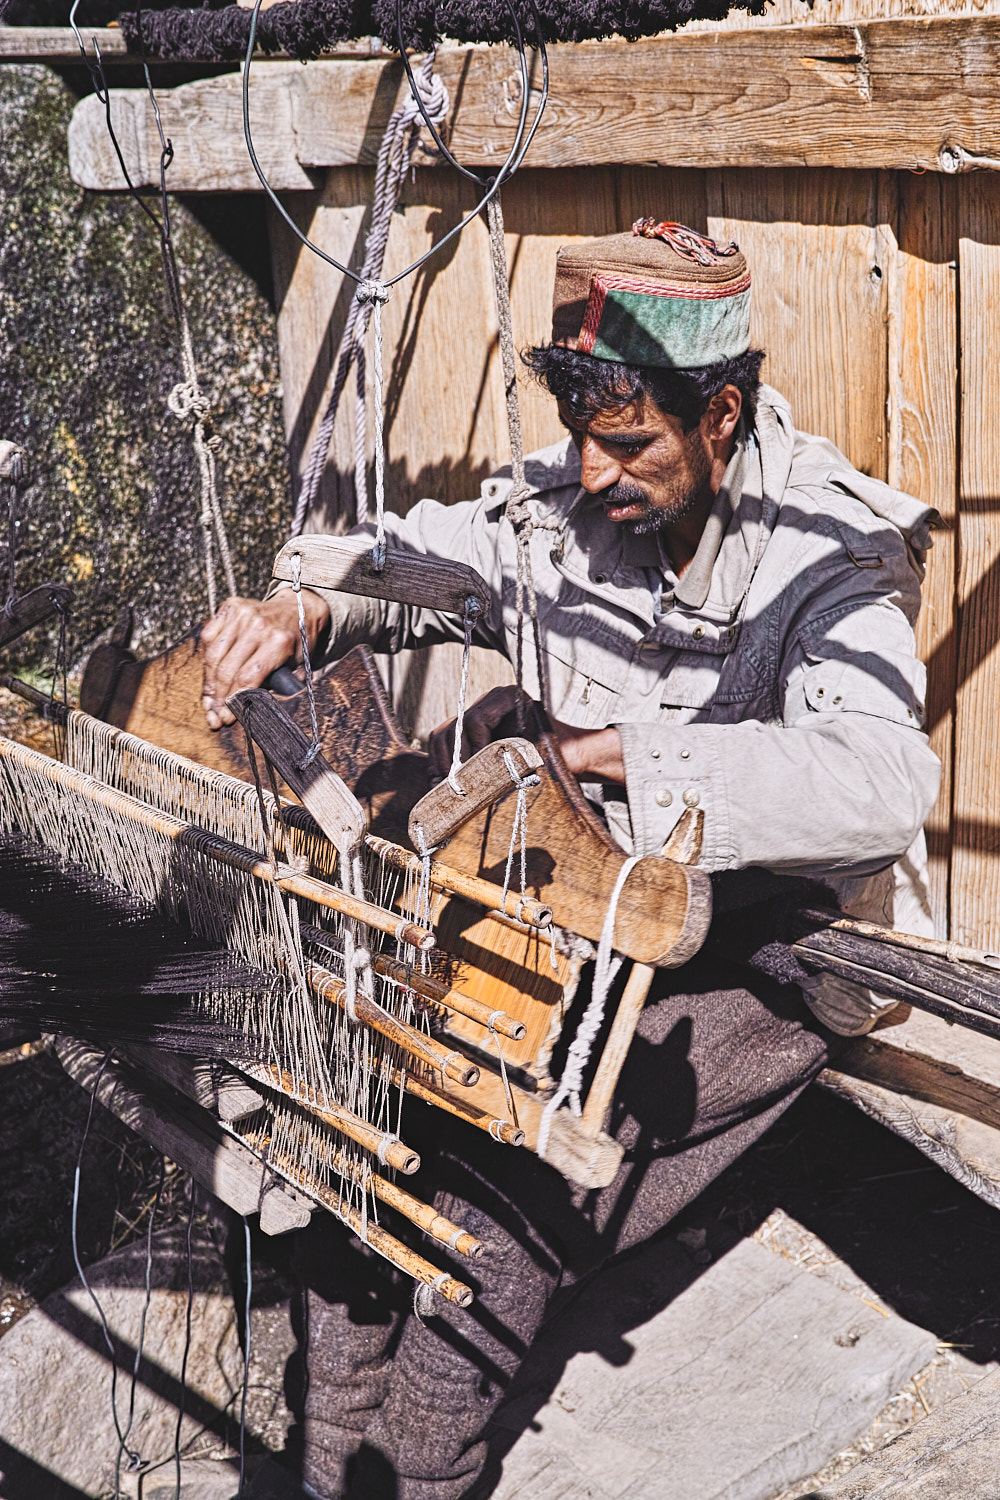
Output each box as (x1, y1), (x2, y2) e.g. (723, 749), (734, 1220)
(809, 1365), (1000, 1498)
(488, 1232), (935, 1500)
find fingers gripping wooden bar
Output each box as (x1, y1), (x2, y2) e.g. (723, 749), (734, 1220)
(0, 737), (435, 951)
(409, 738), (544, 852)
(272, 535), (492, 618)
(305, 959), (480, 1087)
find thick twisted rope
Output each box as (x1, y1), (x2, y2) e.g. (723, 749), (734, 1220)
(537, 855), (639, 1160)
(293, 52), (449, 535)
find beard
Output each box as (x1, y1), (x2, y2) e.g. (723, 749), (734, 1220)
(600, 432), (713, 535)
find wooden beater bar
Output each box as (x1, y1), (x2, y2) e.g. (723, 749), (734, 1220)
(0, 738), (434, 950)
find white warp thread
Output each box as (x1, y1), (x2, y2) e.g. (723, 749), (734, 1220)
(447, 596), (482, 796)
(536, 855), (640, 1161)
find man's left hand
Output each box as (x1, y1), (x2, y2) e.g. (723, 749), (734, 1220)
(427, 685), (625, 784)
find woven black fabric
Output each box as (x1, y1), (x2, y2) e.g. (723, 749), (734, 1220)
(119, 0), (764, 63)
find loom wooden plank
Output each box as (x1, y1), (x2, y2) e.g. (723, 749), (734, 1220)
(707, 168), (889, 481)
(55, 1039), (312, 1233)
(951, 179), (1000, 949)
(0, 582), (73, 651)
(272, 534), (492, 616)
(68, 63), (316, 193)
(809, 1366), (1000, 1497)
(836, 1009), (1000, 1132)
(0, 24), (129, 61)
(408, 737), (543, 851)
(227, 686), (367, 853)
(120, 1043), (266, 1123)
(891, 173), (959, 937)
(66, 20), (1000, 194)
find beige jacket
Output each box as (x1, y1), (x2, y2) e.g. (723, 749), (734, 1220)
(294, 386), (941, 931)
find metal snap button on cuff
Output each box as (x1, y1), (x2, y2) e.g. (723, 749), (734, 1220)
(692, 625), (705, 640)
(650, 748), (661, 760)
(683, 788), (700, 808)
(679, 748), (691, 760)
(655, 788), (673, 807)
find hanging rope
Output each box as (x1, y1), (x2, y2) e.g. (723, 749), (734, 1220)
(292, 52), (449, 536)
(485, 193), (552, 727)
(536, 855), (639, 1160)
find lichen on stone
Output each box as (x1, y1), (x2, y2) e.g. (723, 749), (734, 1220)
(0, 63), (291, 679)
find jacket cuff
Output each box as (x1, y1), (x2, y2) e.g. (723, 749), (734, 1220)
(616, 721), (735, 868)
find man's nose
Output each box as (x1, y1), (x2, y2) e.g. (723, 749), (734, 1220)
(579, 437), (621, 494)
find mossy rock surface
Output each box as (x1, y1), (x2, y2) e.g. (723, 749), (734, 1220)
(0, 64), (289, 678)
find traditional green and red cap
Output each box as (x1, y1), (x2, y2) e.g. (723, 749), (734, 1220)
(551, 219), (751, 369)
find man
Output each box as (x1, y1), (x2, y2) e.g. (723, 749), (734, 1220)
(203, 220), (940, 1498)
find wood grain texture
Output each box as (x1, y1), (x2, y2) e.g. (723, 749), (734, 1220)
(272, 534), (492, 615)
(708, 168), (889, 478)
(67, 21), (1000, 191)
(837, 1007), (1000, 1129)
(408, 737), (542, 850)
(891, 173), (959, 936)
(952, 177), (1000, 948)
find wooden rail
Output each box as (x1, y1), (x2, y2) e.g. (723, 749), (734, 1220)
(59, 16), (1000, 192)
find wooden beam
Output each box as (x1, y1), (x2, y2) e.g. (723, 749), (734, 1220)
(67, 17), (1000, 192)
(0, 24), (382, 64)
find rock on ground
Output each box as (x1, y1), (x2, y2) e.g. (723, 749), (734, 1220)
(0, 1226), (295, 1499)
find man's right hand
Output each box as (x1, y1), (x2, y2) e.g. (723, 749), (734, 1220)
(200, 590), (331, 730)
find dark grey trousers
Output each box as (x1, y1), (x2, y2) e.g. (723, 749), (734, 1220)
(285, 942), (831, 1500)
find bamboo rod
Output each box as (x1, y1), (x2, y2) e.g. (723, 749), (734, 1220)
(239, 1127), (483, 1259)
(237, 1060), (421, 1174)
(370, 952), (527, 1041)
(261, 1143), (474, 1306)
(365, 833), (553, 930)
(395, 1066), (525, 1147)
(0, 738), (434, 950)
(300, 924), (526, 1042)
(305, 960), (480, 1087)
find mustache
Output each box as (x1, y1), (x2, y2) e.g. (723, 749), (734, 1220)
(600, 481), (653, 510)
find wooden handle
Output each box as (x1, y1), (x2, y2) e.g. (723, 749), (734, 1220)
(579, 961), (657, 1137)
(0, 583), (73, 651)
(227, 687), (367, 854)
(408, 738), (543, 852)
(273, 535), (492, 619)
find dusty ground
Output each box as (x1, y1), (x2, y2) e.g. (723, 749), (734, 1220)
(1, 1046), (998, 1496)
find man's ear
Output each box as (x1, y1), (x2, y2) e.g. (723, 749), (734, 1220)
(705, 384), (742, 440)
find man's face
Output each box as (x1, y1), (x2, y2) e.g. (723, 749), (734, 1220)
(559, 396), (713, 535)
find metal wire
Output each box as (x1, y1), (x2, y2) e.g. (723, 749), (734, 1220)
(242, 0), (547, 288)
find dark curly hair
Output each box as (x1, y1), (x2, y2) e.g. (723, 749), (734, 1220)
(521, 343), (766, 432)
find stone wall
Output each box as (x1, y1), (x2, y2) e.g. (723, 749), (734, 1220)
(0, 63), (290, 678)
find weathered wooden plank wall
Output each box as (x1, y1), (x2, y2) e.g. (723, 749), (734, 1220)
(269, 155), (993, 940)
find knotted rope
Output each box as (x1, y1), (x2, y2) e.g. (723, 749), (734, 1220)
(293, 52), (449, 535)
(486, 193), (551, 728)
(536, 855), (639, 1160)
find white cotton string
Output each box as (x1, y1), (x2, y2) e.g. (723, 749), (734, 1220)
(536, 855), (640, 1161)
(354, 279), (391, 570)
(409, 821), (437, 974)
(488, 1019), (519, 1129)
(289, 552), (321, 767)
(447, 596), (482, 796)
(499, 750), (540, 924)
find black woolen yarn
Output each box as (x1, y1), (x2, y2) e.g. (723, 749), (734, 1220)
(120, 0), (767, 63)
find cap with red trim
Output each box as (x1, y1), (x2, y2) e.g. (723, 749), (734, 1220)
(551, 220), (751, 369)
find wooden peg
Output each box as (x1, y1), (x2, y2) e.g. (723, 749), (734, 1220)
(408, 738), (543, 852)
(272, 535), (492, 618)
(228, 687), (367, 854)
(660, 808), (704, 865)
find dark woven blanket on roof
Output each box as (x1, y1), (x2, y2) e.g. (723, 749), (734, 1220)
(119, 0), (764, 62)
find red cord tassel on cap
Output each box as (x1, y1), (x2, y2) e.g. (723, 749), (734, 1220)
(632, 218), (739, 266)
